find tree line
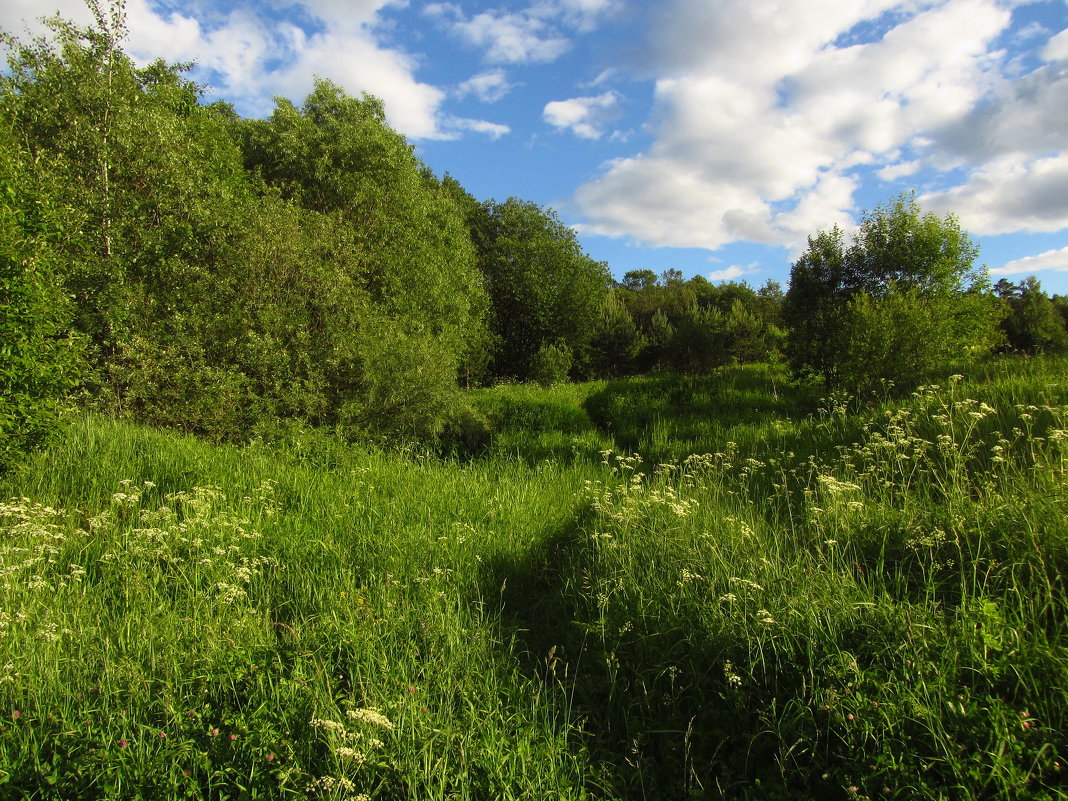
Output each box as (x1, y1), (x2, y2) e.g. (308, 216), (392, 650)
(2, 1), (1066, 470)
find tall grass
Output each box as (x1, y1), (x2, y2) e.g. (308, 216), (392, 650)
(1, 356), (1066, 799)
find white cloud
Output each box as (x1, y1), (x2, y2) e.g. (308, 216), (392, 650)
(444, 117), (511, 139)
(543, 90), (621, 139)
(990, 246), (1068, 276)
(708, 263), (758, 282)
(583, 68), (617, 88)
(556, 0), (622, 31)
(570, 0), (1068, 256)
(0, 0), (90, 34)
(427, 4), (570, 64)
(456, 70), (514, 102)
(877, 160), (922, 181)
(425, 0), (617, 64)
(1042, 27), (1068, 61)
(921, 154), (1068, 234)
(0, 0), (473, 141)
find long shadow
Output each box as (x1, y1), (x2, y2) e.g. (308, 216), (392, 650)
(475, 504), (830, 801)
(583, 368), (824, 460)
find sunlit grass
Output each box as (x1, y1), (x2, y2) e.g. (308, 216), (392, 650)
(1, 356), (1066, 799)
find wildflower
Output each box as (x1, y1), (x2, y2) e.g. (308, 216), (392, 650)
(723, 661), (743, 688)
(11, 710), (20, 719)
(335, 746), (366, 764)
(119, 739), (128, 747)
(729, 577), (763, 591)
(347, 708), (394, 730)
(159, 731), (166, 739)
(210, 728), (219, 737)
(267, 753), (275, 761)
(229, 733), (237, 741)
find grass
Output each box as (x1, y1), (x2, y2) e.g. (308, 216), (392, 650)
(1, 356), (1067, 799)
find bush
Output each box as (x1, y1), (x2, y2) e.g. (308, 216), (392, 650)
(0, 126), (81, 471)
(784, 194), (1000, 389)
(530, 341), (573, 387)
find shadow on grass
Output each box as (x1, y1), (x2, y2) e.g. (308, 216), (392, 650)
(476, 504), (821, 800)
(583, 365), (823, 459)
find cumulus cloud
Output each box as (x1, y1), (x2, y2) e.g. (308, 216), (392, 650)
(456, 70), (514, 102)
(708, 263), (759, 282)
(571, 0), (1068, 255)
(543, 90), (621, 139)
(425, 0), (618, 64)
(877, 160), (922, 181)
(1042, 27), (1068, 61)
(444, 117), (512, 139)
(990, 246), (1068, 276)
(921, 154), (1068, 234)
(425, 3), (569, 64)
(0, 0), (465, 140)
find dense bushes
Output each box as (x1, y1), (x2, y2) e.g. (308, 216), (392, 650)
(0, 125), (81, 471)
(784, 195), (1002, 390)
(1, 11), (491, 446)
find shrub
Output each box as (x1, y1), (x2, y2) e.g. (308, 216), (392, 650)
(530, 341), (573, 387)
(0, 125), (81, 471)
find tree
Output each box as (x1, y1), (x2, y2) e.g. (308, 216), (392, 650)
(783, 194), (1000, 389)
(1053, 295), (1068, 331)
(642, 309), (676, 371)
(999, 276), (1068, 354)
(783, 226), (849, 383)
(755, 279), (785, 327)
(668, 304), (730, 374)
(590, 290), (646, 376)
(2, 6), (489, 443)
(470, 198), (610, 381)
(0, 124), (82, 470)
(239, 80), (487, 344)
(621, 269), (658, 291)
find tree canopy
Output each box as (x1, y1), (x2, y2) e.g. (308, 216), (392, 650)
(783, 194), (1002, 389)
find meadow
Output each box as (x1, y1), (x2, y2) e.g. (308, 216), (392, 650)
(1, 357), (1067, 800)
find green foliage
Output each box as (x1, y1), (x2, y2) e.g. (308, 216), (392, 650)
(1054, 295), (1068, 330)
(470, 198), (610, 381)
(1, 10), (488, 444)
(642, 308), (675, 371)
(236, 80), (489, 436)
(239, 81), (486, 335)
(530, 341), (574, 387)
(785, 193), (1000, 389)
(5, 358), (1068, 798)
(998, 277), (1068, 355)
(589, 290), (646, 377)
(620, 269), (658, 291)
(668, 304), (730, 373)
(0, 123), (81, 472)
(836, 282), (1001, 392)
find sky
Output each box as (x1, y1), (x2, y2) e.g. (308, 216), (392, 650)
(3, 0), (1067, 294)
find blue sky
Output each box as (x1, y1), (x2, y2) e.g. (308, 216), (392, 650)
(5, 0), (1067, 293)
